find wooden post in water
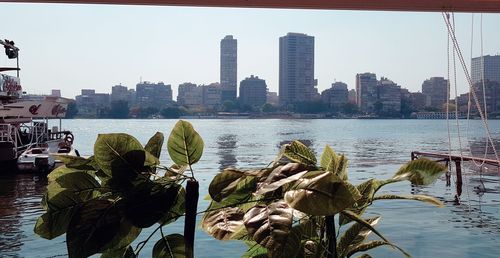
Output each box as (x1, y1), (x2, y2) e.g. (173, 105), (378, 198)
(455, 160), (462, 203)
(184, 179), (199, 258)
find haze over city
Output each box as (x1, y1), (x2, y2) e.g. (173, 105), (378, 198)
(1, 3), (500, 99)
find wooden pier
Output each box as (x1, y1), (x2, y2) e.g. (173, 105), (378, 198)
(411, 151), (500, 203)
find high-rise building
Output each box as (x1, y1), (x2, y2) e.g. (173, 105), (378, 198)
(111, 85), (129, 102)
(471, 55), (500, 84)
(75, 89), (110, 117)
(279, 33), (316, 106)
(220, 35), (237, 102)
(356, 73), (378, 113)
(177, 83), (203, 109)
(377, 77), (401, 114)
(136, 82), (172, 108)
(239, 75), (268, 107)
(321, 82), (349, 110)
(422, 77), (448, 109)
(202, 83), (222, 110)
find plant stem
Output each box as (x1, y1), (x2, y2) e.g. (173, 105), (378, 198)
(184, 179), (199, 258)
(326, 215), (337, 258)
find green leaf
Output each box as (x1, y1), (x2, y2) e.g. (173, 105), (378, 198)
(209, 169), (247, 202)
(241, 242), (268, 258)
(210, 176), (258, 212)
(339, 211), (390, 244)
(47, 165), (79, 182)
(145, 132), (165, 159)
(337, 217), (381, 257)
(121, 182), (181, 228)
(152, 234), (186, 258)
(284, 171), (361, 216)
(283, 140), (317, 166)
(51, 172), (102, 200)
(67, 199), (122, 258)
(35, 192), (79, 240)
(160, 186), (186, 225)
(336, 154), (349, 181)
(101, 246), (136, 258)
(102, 219), (142, 253)
(93, 133), (146, 176)
(255, 163), (310, 195)
(202, 207), (245, 240)
(373, 194), (444, 207)
(167, 120), (204, 166)
(243, 201), (293, 256)
(393, 158), (446, 185)
(320, 145), (338, 172)
(55, 155), (97, 170)
(346, 240), (391, 258)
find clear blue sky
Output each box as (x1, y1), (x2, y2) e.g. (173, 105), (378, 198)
(1, 3), (499, 99)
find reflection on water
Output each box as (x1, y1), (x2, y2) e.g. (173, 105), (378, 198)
(1, 119), (500, 257)
(0, 174), (47, 255)
(216, 134), (238, 170)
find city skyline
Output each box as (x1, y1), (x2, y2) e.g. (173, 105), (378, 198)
(2, 4), (500, 99)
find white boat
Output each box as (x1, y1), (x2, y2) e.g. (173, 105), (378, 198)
(17, 135), (78, 173)
(0, 39), (78, 172)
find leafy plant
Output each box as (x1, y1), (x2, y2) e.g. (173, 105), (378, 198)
(202, 140), (447, 258)
(34, 120), (204, 258)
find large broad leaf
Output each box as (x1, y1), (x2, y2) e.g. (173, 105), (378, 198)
(101, 246), (136, 258)
(152, 234), (186, 258)
(283, 141), (317, 166)
(34, 189), (80, 239)
(121, 182), (181, 228)
(160, 186), (186, 225)
(47, 165), (80, 182)
(209, 169), (247, 202)
(201, 207), (245, 240)
(35, 172), (102, 239)
(243, 201), (293, 256)
(145, 132), (164, 159)
(373, 194), (444, 207)
(55, 155), (97, 170)
(321, 145), (349, 181)
(255, 163), (309, 195)
(102, 219), (142, 253)
(94, 133), (147, 176)
(51, 172), (102, 200)
(284, 171), (361, 216)
(337, 217), (381, 257)
(167, 120), (204, 166)
(67, 199), (122, 258)
(393, 158), (446, 185)
(211, 176), (258, 212)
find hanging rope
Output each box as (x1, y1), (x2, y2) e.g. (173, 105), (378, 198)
(442, 12), (500, 165)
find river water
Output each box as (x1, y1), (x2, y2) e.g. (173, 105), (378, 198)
(1, 119), (500, 257)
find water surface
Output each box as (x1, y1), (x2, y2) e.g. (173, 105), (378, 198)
(1, 119), (500, 257)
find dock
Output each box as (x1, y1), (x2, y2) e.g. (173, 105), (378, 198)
(411, 151), (500, 203)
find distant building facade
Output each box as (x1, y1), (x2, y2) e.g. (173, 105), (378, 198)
(220, 35), (237, 102)
(471, 55), (500, 84)
(136, 82), (172, 108)
(111, 85), (129, 102)
(75, 89), (110, 117)
(321, 82), (348, 110)
(377, 77), (401, 114)
(422, 77), (448, 110)
(266, 92), (279, 106)
(356, 73), (378, 113)
(177, 83), (203, 110)
(202, 83), (222, 110)
(279, 33), (316, 106)
(239, 75), (268, 107)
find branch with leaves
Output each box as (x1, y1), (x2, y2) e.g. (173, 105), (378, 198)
(34, 120), (204, 258)
(202, 140), (447, 258)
